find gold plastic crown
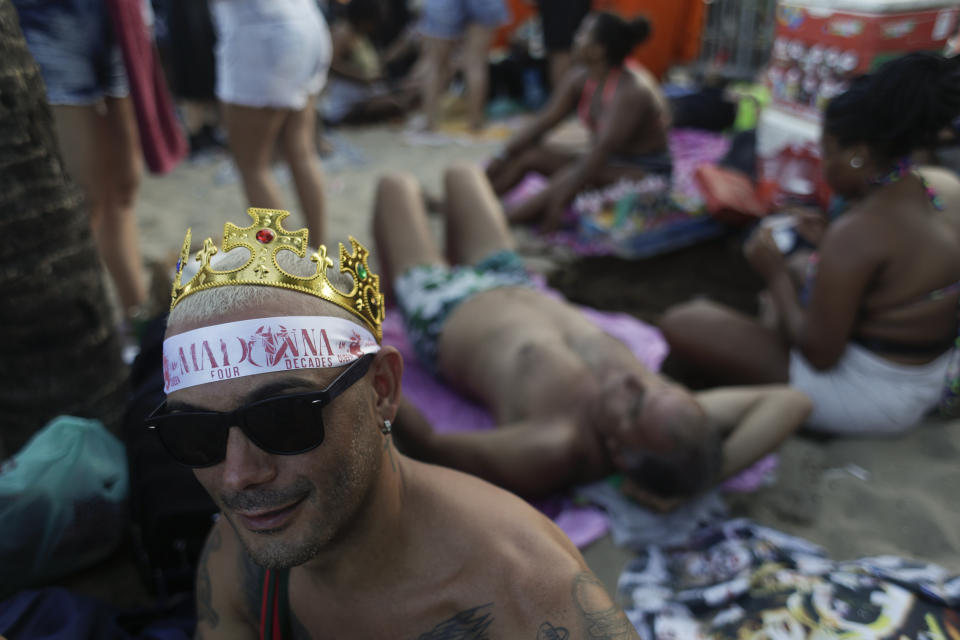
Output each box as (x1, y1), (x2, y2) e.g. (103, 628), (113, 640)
(170, 208), (384, 341)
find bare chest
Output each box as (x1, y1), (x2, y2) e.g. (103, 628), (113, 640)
(286, 591), (502, 639)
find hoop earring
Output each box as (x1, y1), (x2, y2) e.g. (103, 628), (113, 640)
(850, 157), (864, 169)
(381, 419), (392, 436)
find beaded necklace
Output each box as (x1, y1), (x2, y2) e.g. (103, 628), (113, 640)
(870, 157), (944, 210)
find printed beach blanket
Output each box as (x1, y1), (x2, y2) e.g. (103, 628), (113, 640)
(619, 518), (960, 639)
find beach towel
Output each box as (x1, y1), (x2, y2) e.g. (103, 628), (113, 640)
(618, 518), (960, 638)
(107, 0), (188, 174)
(381, 298), (670, 548)
(503, 129), (733, 257)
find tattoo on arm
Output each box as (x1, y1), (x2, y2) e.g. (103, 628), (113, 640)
(537, 621), (570, 639)
(572, 573), (635, 639)
(197, 527), (223, 629)
(415, 603), (494, 639)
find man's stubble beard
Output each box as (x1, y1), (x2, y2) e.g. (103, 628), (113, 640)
(232, 413), (383, 570)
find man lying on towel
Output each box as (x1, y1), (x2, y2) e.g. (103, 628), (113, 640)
(375, 165), (812, 506)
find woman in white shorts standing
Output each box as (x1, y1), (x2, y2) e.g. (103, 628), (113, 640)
(211, 0), (332, 242)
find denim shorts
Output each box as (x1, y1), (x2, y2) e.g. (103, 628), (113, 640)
(419, 0), (510, 40)
(13, 0), (129, 105)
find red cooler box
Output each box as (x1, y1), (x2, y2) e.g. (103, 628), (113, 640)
(766, 0), (959, 121)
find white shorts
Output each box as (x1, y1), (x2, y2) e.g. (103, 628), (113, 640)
(212, 0), (332, 109)
(790, 343), (952, 435)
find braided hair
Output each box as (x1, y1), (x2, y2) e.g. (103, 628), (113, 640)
(825, 52), (960, 160)
(591, 12), (652, 67)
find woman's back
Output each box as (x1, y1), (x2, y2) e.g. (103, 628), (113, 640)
(834, 167), (960, 362)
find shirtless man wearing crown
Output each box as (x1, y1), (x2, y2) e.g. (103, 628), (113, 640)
(152, 211), (639, 638)
(375, 164), (811, 505)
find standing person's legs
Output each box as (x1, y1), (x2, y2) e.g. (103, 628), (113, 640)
(52, 100), (147, 312)
(443, 163), (513, 265)
(222, 103), (288, 211)
(660, 299), (791, 385)
(461, 23), (496, 131)
(419, 37), (457, 131)
(96, 96), (146, 313)
(373, 173), (446, 296)
(279, 94), (326, 243)
(536, 0), (591, 90)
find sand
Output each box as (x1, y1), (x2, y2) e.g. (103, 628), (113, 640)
(125, 121), (960, 599)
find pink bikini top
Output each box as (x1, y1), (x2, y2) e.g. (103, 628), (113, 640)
(577, 68), (622, 134)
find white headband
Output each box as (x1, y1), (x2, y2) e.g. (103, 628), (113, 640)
(162, 316), (380, 393)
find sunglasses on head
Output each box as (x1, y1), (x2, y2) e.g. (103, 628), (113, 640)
(146, 353), (375, 468)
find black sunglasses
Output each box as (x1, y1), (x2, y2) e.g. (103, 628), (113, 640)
(146, 353), (375, 468)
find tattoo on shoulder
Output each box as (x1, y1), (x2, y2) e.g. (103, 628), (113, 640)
(537, 621), (570, 639)
(197, 527), (222, 629)
(572, 572), (635, 639)
(415, 603), (494, 640)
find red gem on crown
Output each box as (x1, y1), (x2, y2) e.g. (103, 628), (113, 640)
(256, 229), (275, 244)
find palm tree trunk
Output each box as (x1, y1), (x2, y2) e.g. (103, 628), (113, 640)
(0, 0), (128, 458)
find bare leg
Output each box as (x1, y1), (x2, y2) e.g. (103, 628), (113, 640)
(488, 144), (578, 195)
(52, 100), (147, 312)
(373, 173), (446, 297)
(443, 163), (514, 265)
(660, 299), (790, 385)
(279, 94), (325, 243)
(462, 23), (495, 131)
(419, 36), (456, 131)
(222, 102), (288, 210)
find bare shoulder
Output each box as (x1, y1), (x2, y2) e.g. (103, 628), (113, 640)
(407, 462), (638, 637)
(819, 203), (888, 260)
(195, 517), (260, 640)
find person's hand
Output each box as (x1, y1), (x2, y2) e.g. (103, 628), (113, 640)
(620, 478), (685, 513)
(744, 226), (787, 280)
(789, 207), (829, 245)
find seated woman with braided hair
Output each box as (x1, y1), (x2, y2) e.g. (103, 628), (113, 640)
(485, 11), (670, 230)
(661, 52), (960, 436)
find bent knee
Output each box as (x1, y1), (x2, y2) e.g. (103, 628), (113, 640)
(113, 172), (140, 208)
(660, 299), (726, 343)
(376, 172), (419, 202)
(444, 162), (483, 188)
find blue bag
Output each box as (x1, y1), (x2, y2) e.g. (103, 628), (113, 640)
(0, 416), (129, 593)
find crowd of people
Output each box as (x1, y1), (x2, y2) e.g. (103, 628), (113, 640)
(5, 0), (960, 636)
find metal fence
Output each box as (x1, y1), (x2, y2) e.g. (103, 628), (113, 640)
(695, 0), (780, 80)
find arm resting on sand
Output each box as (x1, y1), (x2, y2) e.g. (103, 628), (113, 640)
(696, 385), (812, 479)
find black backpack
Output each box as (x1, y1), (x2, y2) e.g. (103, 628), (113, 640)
(122, 315), (218, 598)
